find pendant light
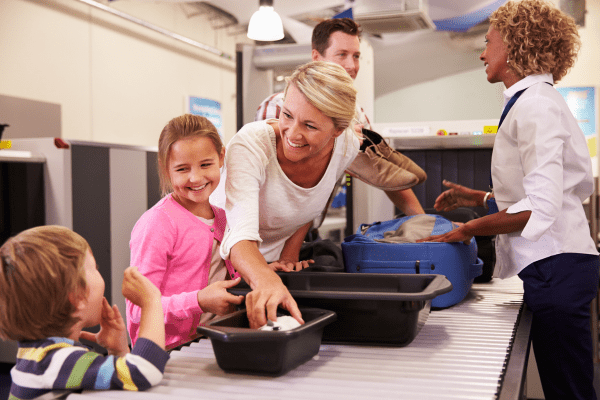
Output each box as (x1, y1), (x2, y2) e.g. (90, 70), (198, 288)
(247, 0), (284, 41)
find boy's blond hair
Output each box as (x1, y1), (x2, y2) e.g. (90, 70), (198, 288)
(0, 225), (89, 341)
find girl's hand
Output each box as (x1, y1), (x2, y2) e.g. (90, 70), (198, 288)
(197, 277), (245, 316)
(79, 298), (129, 357)
(268, 259), (314, 272)
(434, 180), (483, 212)
(122, 266), (161, 308)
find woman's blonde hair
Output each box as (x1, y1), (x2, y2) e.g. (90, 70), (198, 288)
(284, 61), (357, 132)
(490, 0), (581, 83)
(0, 226), (90, 341)
(157, 114), (224, 197)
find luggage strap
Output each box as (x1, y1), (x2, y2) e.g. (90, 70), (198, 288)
(356, 257), (484, 278)
(357, 260), (434, 274)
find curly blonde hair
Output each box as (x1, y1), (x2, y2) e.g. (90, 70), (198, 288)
(490, 0), (581, 83)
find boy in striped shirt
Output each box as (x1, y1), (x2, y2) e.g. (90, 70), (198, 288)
(0, 225), (169, 399)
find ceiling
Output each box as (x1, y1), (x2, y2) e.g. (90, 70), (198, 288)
(121, 0), (506, 96)
(209, 0), (503, 96)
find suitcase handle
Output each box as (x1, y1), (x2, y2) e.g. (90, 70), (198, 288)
(357, 258), (482, 278)
(470, 257), (484, 279)
(356, 260), (433, 274)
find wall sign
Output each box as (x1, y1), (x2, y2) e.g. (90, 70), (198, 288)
(556, 86), (598, 175)
(187, 97), (223, 140)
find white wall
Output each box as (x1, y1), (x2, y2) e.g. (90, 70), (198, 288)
(558, 0), (600, 89)
(375, 68), (505, 122)
(375, 0), (600, 124)
(0, 0), (252, 147)
(354, 37), (375, 122)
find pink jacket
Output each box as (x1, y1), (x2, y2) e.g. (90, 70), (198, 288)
(126, 194), (239, 349)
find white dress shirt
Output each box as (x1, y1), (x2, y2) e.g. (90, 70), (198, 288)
(492, 74), (598, 279)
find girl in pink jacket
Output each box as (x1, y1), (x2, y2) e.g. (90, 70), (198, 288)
(127, 114), (243, 349)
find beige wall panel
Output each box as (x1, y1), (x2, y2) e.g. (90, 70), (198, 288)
(0, 0), (249, 147)
(0, 0), (92, 139)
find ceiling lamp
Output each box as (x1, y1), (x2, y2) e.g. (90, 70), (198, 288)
(247, 0), (284, 41)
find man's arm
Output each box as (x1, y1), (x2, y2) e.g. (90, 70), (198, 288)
(385, 188), (425, 216)
(271, 221), (314, 271)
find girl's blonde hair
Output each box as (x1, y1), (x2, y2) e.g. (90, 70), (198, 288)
(490, 0), (581, 83)
(0, 226), (89, 341)
(284, 61), (357, 132)
(157, 114), (224, 197)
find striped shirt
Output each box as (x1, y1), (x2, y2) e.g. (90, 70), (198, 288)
(9, 337), (169, 399)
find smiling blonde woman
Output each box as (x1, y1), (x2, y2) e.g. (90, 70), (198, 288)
(211, 61), (360, 328)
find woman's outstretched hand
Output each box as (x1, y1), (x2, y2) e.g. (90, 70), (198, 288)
(417, 224), (473, 245)
(434, 180), (484, 212)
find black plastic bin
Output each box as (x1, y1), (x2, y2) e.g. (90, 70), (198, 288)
(229, 272), (452, 346)
(197, 307), (336, 376)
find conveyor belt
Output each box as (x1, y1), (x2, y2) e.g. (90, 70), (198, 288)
(69, 276), (526, 400)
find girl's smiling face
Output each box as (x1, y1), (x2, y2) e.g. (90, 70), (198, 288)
(168, 136), (224, 218)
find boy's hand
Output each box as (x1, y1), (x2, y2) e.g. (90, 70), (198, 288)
(79, 297), (129, 357)
(123, 266), (166, 351)
(197, 277), (245, 316)
(122, 266), (161, 308)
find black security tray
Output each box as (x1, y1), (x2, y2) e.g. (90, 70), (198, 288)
(228, 272), (452, 346)
(197, 307), (336, 376)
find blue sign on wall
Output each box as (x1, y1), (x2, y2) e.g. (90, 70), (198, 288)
(188, 97), (223, 139)
(556, 86), (597, 162)
(556, 86), (596, 137)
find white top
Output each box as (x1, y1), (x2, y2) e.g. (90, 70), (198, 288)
(492, 73), (598, 279)
(253, 92), (370, 231)
(211, 120), (360, 262)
